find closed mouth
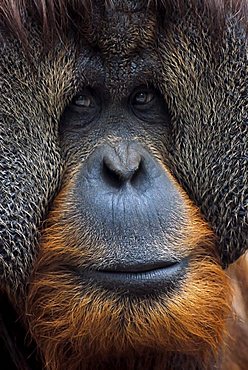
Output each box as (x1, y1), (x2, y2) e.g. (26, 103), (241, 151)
(79, 259), (188, 296)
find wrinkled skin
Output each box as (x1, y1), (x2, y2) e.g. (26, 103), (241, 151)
(0, 1), (247, 370)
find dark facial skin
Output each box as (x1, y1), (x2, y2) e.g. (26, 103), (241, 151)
(59, 71), (188, 296)
(1, 2), (247, 369)
(23, 51), (226, 370)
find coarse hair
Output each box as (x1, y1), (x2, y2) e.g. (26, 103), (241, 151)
(0, 0), (247, 48)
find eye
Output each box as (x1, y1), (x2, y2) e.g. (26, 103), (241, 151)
(60, 88), (101, 132)
(131, 88), (155, 106)
(67, 88), (100, 118)
(72, 92), (94, 108)
(129, 86), (170, 124)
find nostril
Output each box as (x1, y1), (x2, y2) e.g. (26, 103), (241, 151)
(101, 146), (144, 189)
(102, 154), (142, 185)
(102, 158), (145, 190)
(102, 160), (124, 188)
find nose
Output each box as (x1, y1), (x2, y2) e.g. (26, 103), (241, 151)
(101, 142), (143, 188)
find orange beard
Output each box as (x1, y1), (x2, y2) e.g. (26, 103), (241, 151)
(25, 191), (231, 370)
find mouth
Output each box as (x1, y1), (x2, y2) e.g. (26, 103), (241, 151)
(79, 259), (188, 296)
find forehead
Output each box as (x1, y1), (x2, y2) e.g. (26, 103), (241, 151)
(93, 2), (158, 56)
(77, 1), (161, 97)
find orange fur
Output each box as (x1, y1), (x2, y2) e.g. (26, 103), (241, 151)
(219, 254), (248, 370)
(25, 181), (231, 370)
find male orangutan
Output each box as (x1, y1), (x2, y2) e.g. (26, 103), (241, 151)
(0, 0), (248, 369)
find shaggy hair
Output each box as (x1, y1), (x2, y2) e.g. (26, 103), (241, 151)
(0, 1), (247, 369)
(0, 0), (247, 47)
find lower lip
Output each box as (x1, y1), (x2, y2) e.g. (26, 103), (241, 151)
(79, 260), (187, 296)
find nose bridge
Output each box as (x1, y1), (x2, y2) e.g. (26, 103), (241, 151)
(113, 141), (140, 169)
(103, 141), (142, 182)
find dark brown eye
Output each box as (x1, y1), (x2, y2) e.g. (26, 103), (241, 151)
(72, 94), (93, 108)
(61, 88), (101, 130)
(132, 90), (155, 105)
